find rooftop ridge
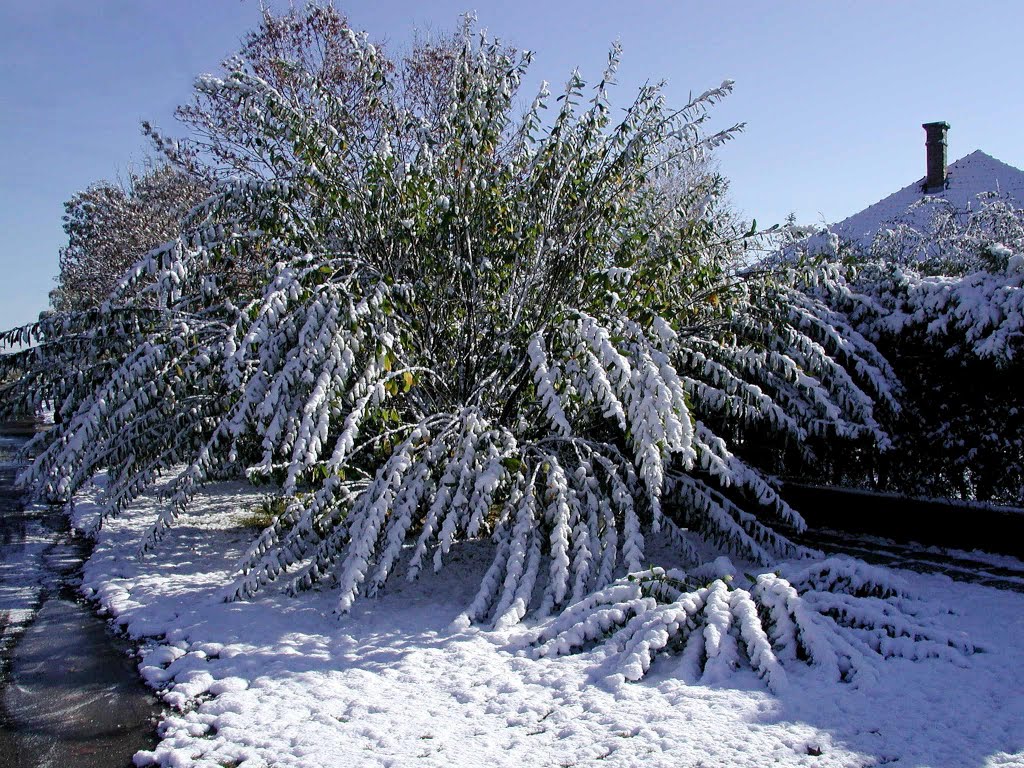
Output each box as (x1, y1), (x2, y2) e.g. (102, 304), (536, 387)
(824, 149), (1024, 246)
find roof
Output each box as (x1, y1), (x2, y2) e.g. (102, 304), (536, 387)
(818, 150), (1024, 250)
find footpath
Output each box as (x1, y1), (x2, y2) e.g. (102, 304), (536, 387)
(800, 527), (1024, 593)
(0, 432), (157, 768)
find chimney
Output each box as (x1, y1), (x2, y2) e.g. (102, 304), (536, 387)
(922, 121), (950, 190)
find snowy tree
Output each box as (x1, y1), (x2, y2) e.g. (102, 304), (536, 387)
(143, 4), (470, 187)
(1, 10), (968, 686)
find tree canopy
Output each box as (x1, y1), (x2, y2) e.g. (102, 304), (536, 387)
(52, 162), (207, 312)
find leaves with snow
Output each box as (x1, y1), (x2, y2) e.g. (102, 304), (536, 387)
(530, 557), (974, 691)
(798, 193), (1024, 502)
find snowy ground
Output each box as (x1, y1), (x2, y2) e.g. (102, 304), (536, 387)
(74, 480), (1024, 768)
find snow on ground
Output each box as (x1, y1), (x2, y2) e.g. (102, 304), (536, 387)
(75, 480), (1024, 768)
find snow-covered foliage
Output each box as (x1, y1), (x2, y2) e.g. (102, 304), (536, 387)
(0, 9), (914, 685)
(826, 194), (1024, 361)
(795, 195), (1024, 501)
(528, 556), (973, 690)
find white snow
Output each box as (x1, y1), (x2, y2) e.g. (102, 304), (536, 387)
(74, 480), (1024, 768)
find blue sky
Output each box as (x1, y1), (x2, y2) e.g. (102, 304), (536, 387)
(2, 0), (1023, 331)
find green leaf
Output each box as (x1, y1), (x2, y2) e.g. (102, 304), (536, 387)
(500, 456), (521, 473)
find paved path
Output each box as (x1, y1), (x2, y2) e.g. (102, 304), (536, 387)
(0, 434), (158, 768)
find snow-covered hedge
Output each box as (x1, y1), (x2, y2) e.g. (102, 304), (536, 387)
(798, 194), (1024, 501)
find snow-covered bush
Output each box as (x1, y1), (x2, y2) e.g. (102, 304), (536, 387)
(802, 195), (1024, 501)
(833, 194), (1024, 361)
(0, 7), (953, 687)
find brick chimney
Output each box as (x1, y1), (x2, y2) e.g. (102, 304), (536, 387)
(922, 121), (950, 190)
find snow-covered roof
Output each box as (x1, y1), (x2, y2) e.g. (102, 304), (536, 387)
(828, 150), (1024, 248)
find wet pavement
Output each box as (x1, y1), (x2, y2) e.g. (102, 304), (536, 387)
(0, 432), (159, 768)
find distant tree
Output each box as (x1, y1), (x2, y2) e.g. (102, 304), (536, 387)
(52, 162), (207, 311)
(2, 8), (971, 689)
(143, 3), (468, 185)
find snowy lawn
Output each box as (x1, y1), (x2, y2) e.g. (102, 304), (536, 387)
(76, 481), (1024, 768)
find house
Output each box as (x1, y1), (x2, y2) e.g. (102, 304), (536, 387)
(812, 123), (1024, 251)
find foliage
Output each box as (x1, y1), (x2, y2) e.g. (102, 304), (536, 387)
(0, 7), (929, 688)
(803, 195), (1024, 501)
(527, 557), (973, 690)
(237, 495), (291, 531)
(144, 4), (465, 186)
